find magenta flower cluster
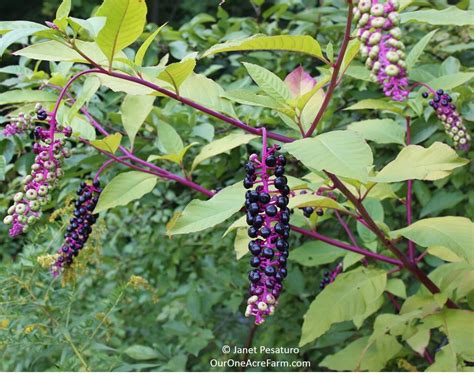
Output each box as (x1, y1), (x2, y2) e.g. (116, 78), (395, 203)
(354, 0), (409, 101)
(51, 181), (101, 276)
(243, 145), (291, 325)
(423, 89), (471, 151)
(2, 106), (72, 237)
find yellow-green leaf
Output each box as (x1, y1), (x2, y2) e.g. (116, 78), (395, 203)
(373, 142), (469, 183)
(134, 23), (166, 66)
(158, 58), (196, 91)
(202, 35), (325, 61)
(96, 0), (147, 66)
(121, 94), (155, 145)
(90, 133), (122, 154)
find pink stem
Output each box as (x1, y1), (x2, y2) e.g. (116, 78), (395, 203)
(304, 1), (353, 137)
(290, 225), (403, 266)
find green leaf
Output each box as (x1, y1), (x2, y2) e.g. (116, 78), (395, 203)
(234, 227), (251, 260)
(347, 119), (405, 145)
(134, 23), (166, 66)
(391, 217), (474, 265)
(406, 29), (437, 69)
(94, 171), (157, 213)
(406, 329), (430, 356)
(373, 142), (469, 183)
(96, 0), (147, 66)
(283, 130), (373, 183)
(0, 89), (56, 105)
(148, 143), (196, 165)
(180, 73), (235, 117)
(156, 121), (184, 155)
(96, 74), (171, 95)
(68, 17), (106, 38)
(422, 309), (474, 361)
(426, 262), (474, 302)
(192, 131), (258, 170)
(300, 89), (325, 133)
(90, 133), (122, 154)
(121, 94), (155, 146)
(401, 7), (474, 26)
(320, 335), (401, 371)
(168, 183), (245, 235)
(158, 58), (196, 91)
(420, 190), (465, 218)
(55, 0), (71, 20)
(427, 344), (458, 371)
(339, 39), (362, 76)
(70, 116), (96, 140)
(222, 89), (281, 109)
(426, 245), (463, 263)
(0, 155), (5, 181)
(242, 62), (291, 104)
(124, 345), (159, 360)
(0, 25), (47, 57)
(67, 76), (101, 123)
(289, 241), (346, 267)
(345, 99), (404, 114)
(386, 278), (406, 299)
(14, 40), (109, 64)
(427, 72), (474, 91)
(300, 267), (387, 346)
(202, 34), (324, 61)
(288, 194), (350, 213)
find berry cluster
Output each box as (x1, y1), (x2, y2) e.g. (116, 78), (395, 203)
(3, 107), (71, 237)
(320, 263), (343, 290)
(243, 145), (291, 325)
(353, 0), (409, 101)
(422, 89), (471, 151)
(51, 181), (101, 276)
(2, 106), (42, 136)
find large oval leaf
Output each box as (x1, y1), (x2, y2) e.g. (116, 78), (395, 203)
(373, 142), (468, 183)
(391, 216), (474, 265)
(300, 267), (387, 346)
(202, 35), (324, 61)
(168, 183), (245, 235)
(94, 171), (158, 213)
(96, 0), (147, 66)
(283, 130), (373, 183)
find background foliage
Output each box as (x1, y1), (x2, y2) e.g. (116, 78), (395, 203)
(0, 0), (473, 371)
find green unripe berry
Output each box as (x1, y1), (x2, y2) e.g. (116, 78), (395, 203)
(385, 64), (400, 77)
(14, 192), (24, 202)
(31, 163), (41, 171)
(386, 51), (399, 63)
(369, 47), (379, 59)
(7, 206), (16, 215)
(389, 0), (400, 10)
(398, 59), (406, 69)
(358, 13), (370, 27)
(365, 57), (373, 68)
(27, 216), (37, 225)
(360, 45), (369, 59)
(23, 175), (33, 185)
(372, 61), (381, 72)
(371, 17), (385, 28)
(37, 186), (48, 197)
(368, 32), (382, 45)
(18, 215), (27, 224)
(360, 30), (371, 42)
(22, 224), (29, 232)
(3, 215), (13, 225)
(353, 7), (361, 22)
(25, 189), (38, 200)
(388, 12), (400, 25)
(358, 0), (372, 13)
(29, 200), (40, 211)
(390, 27), (402, 39)
(370, 4), (384, 16)
(15, 203), (26, 214)
(34, 173), (44, 183)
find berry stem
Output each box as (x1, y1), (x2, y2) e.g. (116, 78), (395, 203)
(304, 1), (354, 138)
(290, 225), (402, 265)
(325, 170), (459, 309)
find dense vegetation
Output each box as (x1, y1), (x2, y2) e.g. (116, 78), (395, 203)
(0, 0), (473, 371)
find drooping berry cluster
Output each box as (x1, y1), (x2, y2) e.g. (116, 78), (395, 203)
(51, 181), (101, 276)
(422, 89), (471, 151)
(243, 145), (291, 325)
(1, 105), (45, 136)
(354, 0), (409, 101)
(3, 107), (72, 237)
(320, 263), (343, 290)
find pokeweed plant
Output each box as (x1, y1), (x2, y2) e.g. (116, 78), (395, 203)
(0, 0), (473, 371)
